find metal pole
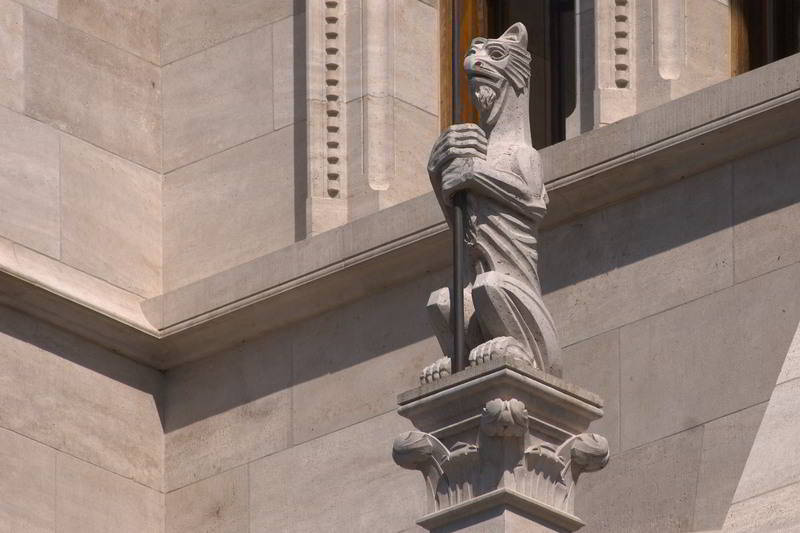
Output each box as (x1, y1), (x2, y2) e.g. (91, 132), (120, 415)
(452, 191), (467, 373)
(451, 2), (466, 373)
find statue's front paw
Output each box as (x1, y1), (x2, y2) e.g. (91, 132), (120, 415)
(428, 124), (487, 177)
(420, 357), (452, 384)
(469, 336), (534, 367)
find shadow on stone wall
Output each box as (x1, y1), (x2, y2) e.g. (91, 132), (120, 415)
(161, 267), (449, 435)
(0, 304), (162, 396)
(540, 152), (800, 294)
(294, 0), (308, 241)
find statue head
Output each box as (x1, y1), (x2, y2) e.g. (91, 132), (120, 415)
(464, 23), (531, 128)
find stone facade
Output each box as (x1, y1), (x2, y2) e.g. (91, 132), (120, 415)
(1, 1), (800, 531)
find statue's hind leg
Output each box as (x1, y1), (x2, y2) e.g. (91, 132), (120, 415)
(421, 285), (482, 383)
(427, 287), (454, 358)
(470, 271), (563, 376)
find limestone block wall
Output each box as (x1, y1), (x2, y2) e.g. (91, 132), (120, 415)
(0, 305), (164, 532)
(0, 3), (168, 520)
(544, 137), (800, 532)
(0, 0), (439, 297)
(161, 271), (445, 531)
(0, 0), (307, 295)
(161, 0), (305, 289)
(0, 0), (162, 298)
(723, 322), (800, 531)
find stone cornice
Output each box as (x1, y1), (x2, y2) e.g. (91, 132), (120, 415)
(416, 489), (587, 532)
(3, 54), (800, 368)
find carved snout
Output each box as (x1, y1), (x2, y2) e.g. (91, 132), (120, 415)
(463, 54), (482, 75)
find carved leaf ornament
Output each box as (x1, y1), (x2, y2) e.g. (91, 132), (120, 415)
(480, 398), (528, 437)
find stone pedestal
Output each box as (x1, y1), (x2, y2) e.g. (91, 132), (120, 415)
(393, 357), (609, 532)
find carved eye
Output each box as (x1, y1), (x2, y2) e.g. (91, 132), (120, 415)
(487, 47), (506, 60)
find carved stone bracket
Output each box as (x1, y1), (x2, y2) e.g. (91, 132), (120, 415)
(393, 357), (609, 532)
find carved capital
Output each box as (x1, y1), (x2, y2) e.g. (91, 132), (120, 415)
(393, 404), (609, 526)
(394, 359), (610, 531)
(393, 427), (610, 530)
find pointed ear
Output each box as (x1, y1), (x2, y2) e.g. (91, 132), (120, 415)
(500, 22), (528, 49)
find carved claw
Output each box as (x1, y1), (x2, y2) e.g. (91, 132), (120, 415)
(420, 357), (452, 384)
(468, 336), (533, 368)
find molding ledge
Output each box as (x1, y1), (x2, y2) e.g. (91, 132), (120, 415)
(3, 54), (800, 368)
(416, 489), (586, 532)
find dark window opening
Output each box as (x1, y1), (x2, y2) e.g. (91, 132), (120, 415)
(732, 0), (800, 76)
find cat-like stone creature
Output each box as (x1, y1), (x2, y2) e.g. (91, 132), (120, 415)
(422, 22), (562, 382)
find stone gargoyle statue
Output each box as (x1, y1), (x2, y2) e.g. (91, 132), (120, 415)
(423, 22), (562, 382)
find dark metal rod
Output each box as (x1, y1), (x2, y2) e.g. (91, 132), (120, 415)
(451, 2), (466, 373)
(452, 191), (467, 373)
